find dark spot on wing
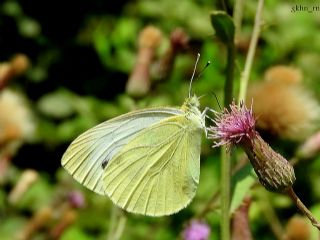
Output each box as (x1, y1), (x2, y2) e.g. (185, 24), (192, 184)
(101, 159), (108, 169)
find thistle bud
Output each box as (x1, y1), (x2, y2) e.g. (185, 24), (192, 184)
(240, 133), (295, 192)
(0, 63), (14, 91)
(126, 25), (162, 97)
(10, 53), (30, 76)
(231, 197), (252, 240)
(68, 190), (85, 209)
(152, 28), (189, 80)
(0, 54), (30, 91)
(209, 101), (296, 192)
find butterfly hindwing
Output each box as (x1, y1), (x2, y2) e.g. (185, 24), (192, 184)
(61, 108), (183, 195)
(103, 115), (202, 216)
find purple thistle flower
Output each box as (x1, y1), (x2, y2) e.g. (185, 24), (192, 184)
(208, 101), (256, 148)
(68, 190), (85, 209)
(208, 101), (296, 193)
(182, 220), (210, 240)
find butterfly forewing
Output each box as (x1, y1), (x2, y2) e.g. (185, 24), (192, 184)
(61, 108), (183, 195)
(103, 113), (203, 216)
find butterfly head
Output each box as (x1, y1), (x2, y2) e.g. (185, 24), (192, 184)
(182, 95), (200, 111)
(181, 95), (206, 133)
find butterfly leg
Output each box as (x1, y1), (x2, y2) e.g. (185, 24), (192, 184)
(201, 107), (216, 138)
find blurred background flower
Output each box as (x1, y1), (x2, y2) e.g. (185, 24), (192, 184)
(247, 65), (320, 141)
(0, 89), (35, 150)
(68, 190), (86, 209)
(182, 220), (210, 240)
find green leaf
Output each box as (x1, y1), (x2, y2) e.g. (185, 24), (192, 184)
(61, 226), (94, 240)
(210, 11), (235, 44)
(15, 176), (53, 212)
(37, 89), (76, 118)
(310, 204), (320, 240)
(0, 216), (27, 240)
(230, 164), (256, 213)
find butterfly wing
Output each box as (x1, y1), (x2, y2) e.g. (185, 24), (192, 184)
(103, 115), (202, 216)
(61, 107), (183, 195)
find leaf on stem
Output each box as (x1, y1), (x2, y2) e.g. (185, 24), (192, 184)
(210, 11), (235, 45)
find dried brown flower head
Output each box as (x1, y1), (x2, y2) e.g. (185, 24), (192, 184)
(284, 215), (310, 240)
(0, 89), (35, 155)
(152, 28), (189, 80)
(247, 65), (320, 141)
(264, 65), (302, 85)
(138, 25), (162, 49)
(10, 53), (31, 76)
(126, 25), (163, 97)
(0, 54), (30, 90)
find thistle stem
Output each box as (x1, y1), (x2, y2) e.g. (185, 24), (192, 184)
(238, 0), (264, 102)
(233, 0), (244, 44)
(221, 147), (231, 240)
(286, 187), (320, 231)
(107, 206), (127, 240)
(224, 42), (235, 107)
(220, 2), (238, 236)
(196, 155), (249, 219)
(114, 215), (127, 240)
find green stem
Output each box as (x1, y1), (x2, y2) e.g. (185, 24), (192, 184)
(196, 154), (249, 219)
(107, 206), (127, 240)
(219, 0), (227, 12)
(107, 206), (117, 240)
(221, 31), (235, 240)
(238, 0), (264, 103)
(221, 147), (231, 240)
(224, 42), (235, 107)
(233, 0), (245, 43)
(114, 215), (127, 240)
(220, 7), (237, 239)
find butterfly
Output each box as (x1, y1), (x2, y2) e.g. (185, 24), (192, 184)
(61, 54), (208, 216)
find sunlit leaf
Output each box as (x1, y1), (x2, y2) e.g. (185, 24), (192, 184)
(230, 164), (256, 213)
(210, 11), (235, 44)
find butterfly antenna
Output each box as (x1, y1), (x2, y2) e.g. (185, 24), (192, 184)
(198, 94), (207, 100)
(210, 92), (222, 110)
(197, 60), (211, 79)
(189, 53), (201, 98)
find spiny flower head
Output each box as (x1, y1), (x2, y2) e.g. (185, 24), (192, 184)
(208, 101), (296, 192)
(208, 101), (256, 148)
